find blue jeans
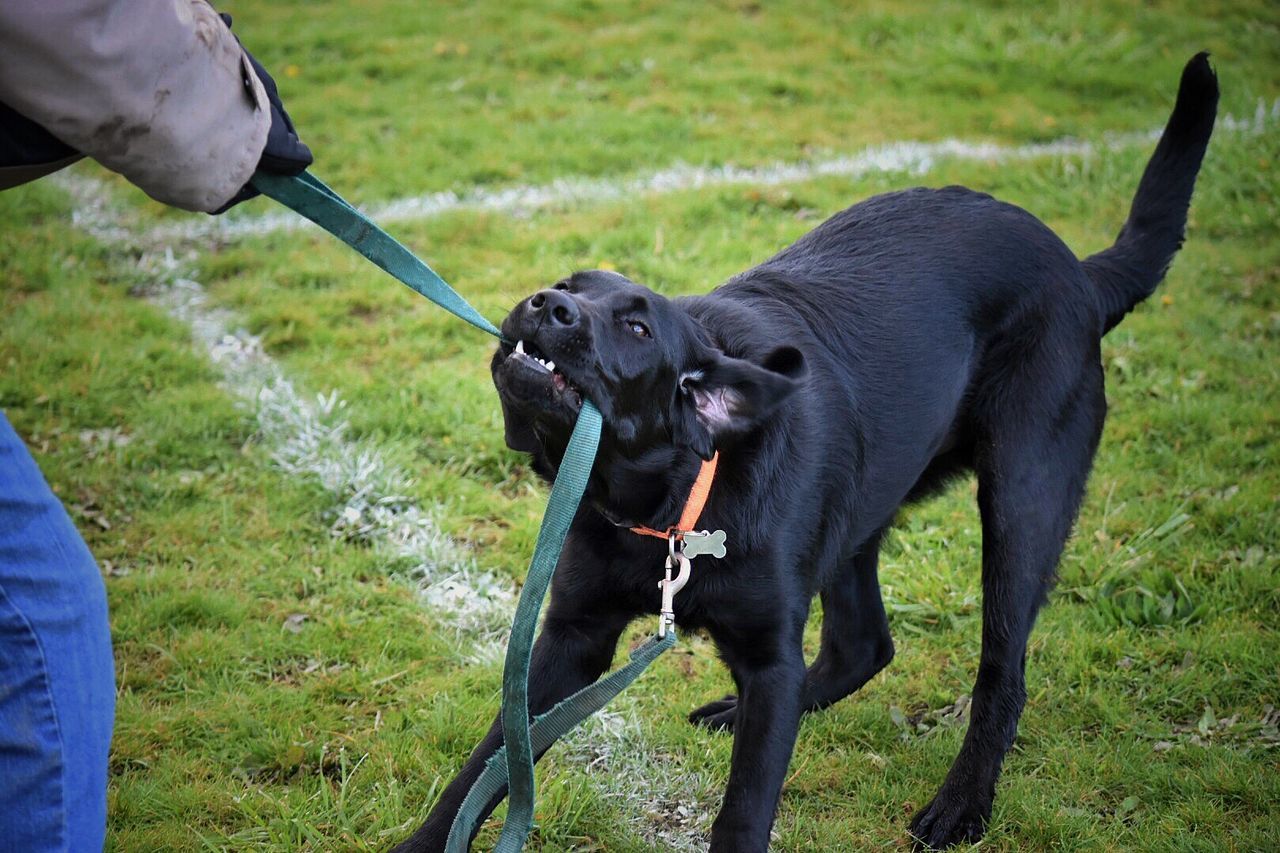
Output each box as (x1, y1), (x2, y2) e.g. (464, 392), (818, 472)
(0, 413), (114, 852)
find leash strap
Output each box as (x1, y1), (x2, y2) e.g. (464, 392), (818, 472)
(494, 400), (600, 850)
(446, 631), (676, 852)
(250, 171), (507, 340)
(253, 170), (676, 851)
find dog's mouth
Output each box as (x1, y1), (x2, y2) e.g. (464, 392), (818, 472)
(494, 337), (586, 415)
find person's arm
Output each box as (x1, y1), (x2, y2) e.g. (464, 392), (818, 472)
(0, 0), (270, 212)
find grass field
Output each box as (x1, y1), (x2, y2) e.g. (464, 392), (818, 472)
(2, 1), (1278, 850)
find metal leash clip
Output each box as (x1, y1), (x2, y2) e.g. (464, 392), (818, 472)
(658, 541), (692, 638)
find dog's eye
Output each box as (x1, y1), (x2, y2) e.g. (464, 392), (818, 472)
(553, 280), (570, 291)
(627, 320), (651, 338)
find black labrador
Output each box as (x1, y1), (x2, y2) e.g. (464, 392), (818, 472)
(396, 54), (1217, 851)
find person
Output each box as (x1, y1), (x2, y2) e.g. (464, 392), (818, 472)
(0, 2), (311, 849)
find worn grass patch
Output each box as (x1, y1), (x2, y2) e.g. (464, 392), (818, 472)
(1, 0), (1277, 850)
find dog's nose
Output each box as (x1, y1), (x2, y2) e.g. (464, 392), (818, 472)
(528, 289), (580, 328)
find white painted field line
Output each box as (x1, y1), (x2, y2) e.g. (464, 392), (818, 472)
(133, 99), (1279, 248)
(562, 707), (718, 850)
(143, 135), (1123, 245)
(55, 174), (514, 659)
(150, 266), (515, 655)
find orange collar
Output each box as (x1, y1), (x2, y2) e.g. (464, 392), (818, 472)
(630, 451), (720, 540)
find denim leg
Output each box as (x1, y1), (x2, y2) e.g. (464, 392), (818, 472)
(0, 412), (115, 853)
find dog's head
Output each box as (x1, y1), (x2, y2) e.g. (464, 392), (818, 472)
(492, 270), (806, 470)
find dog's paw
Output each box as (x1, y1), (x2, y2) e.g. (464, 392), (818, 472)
(908, 790), (990, 850)
(688, 694), (737, 731)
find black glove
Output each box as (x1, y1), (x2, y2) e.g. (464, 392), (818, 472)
(214, 12), (313, 212)
(0, 100), (77, 169)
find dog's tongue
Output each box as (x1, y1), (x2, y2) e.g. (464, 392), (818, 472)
(553, 373), (567, 391)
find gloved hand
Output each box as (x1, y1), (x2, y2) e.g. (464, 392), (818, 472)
(213, 12), (312, 212)
(0, 13), (310, 211)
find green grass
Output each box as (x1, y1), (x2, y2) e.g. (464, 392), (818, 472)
(2, 1), (1278, 850)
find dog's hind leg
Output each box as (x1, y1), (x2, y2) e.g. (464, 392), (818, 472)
(802, 529), (895, 710)
(688, 531), (892, 730)
(908, 354), (1106, 850)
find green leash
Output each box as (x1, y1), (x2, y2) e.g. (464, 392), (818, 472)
(250, 170), (676, 851)
(449, 630), (676, 853)
(251, 171), (504, 340)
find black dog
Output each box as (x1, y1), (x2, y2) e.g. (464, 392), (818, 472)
(396, 54), (1217, 851)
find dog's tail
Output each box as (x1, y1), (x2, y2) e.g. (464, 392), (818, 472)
(1083, 52), (1218, 335)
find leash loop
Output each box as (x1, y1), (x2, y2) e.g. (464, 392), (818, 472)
(494, 401), (600, 850)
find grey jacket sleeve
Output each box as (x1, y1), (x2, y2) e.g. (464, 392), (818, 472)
(0, 0), (271, 212)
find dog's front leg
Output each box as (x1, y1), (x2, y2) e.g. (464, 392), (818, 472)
(709, 624), (807, 853)
(393, 609), (629, 853)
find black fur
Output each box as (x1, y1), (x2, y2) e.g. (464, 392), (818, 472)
(394, 53), (1217, 852)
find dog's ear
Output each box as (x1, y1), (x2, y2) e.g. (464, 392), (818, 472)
(674, 345), (806, 458)
(498, 395), (541, 454)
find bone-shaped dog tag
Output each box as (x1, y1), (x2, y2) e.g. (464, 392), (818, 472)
(683, 529), (727, 559)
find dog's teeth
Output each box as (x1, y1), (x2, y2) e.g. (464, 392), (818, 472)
(515, 340), (525, 354)
(545, 361), (555, 371)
